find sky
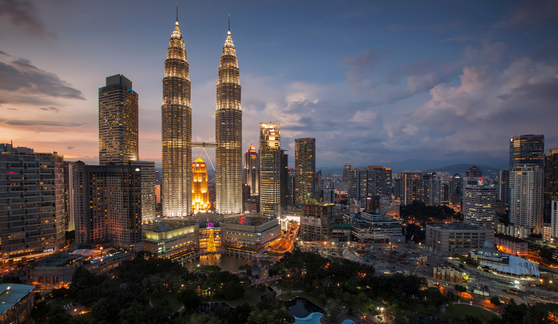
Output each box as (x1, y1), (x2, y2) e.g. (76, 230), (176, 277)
(0, 0), (557, 171)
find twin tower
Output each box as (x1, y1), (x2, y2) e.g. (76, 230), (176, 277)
(162, 14), (242, 217)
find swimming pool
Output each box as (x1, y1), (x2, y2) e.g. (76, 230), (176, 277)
(294, 312), (323, 324)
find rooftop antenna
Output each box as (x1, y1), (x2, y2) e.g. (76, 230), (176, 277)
(176, 4), (179, 25)
(228, 14), (230, 34)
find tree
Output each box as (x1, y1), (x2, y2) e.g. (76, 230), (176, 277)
(30, 300), (51, 322)
(179, 289), (201, 314)
(323, 299), (342, 323)
(224, 281), (245, 300)
(188, 313), (223, 324)
(47, 306), (74, 324)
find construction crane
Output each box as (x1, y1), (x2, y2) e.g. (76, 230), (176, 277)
(412, 262), (420, 276)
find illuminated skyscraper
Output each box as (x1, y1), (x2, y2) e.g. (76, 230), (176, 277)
(544, 149), (558, 223)
(162, 12), (192, 217)
(294, 138), (316, 206)
(243, 146), (259, 197)
(215, 18), (242, 214)
(463, 182), (497, 230)
(192, 157), (210, 213)
(259, 123), (281, 218)
(509, 134), (544, 169)
(99, 74), (138, 165)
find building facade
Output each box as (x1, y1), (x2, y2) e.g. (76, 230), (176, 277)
(215, 26), (242, 215)
(243, 146), (259, 197)
(259, 123), (281, 218)
(426, 223), (493, 253)
(0, 144), (65, 258)
(294, 138), (316, 206)
(551, 200), (558, 242)
(498, 169), (510, 204)
(0, 284), (34, 324)
(463, 184), (497, 229)
(192, 158), (210, 213)
(544, 149), (558, 224)
(399, 172), (423, 206)
(422, 172), (442, 206)
(509, 165), (544, 234)
(162, 17), (192, 217)
(99, 74), (139, 165)
(509, 134), (544, 169)
(70, 162), (143, 253)
(494, 233), (528, 257)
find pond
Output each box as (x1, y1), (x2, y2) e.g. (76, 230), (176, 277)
(182, 254), (272, 277)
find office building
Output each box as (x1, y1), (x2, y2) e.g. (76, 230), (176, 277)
(509, 134), (544, 169)
(192, 158), (210, 213)
(450, 173), (463, 197)
(259, 123), (281, 218)
(162, 15), (192, 217)
(544, 149), (558, 224)
(509, 165), (544, 234)
(422, 172), (442, 206)
(215, 24), (242, 215)
(399, 172), (423, 205)
(464, 166), (483, 186)
(323, 189), (335, 204)
(243, 146), (259, 197)
(494, 233), (528, 257)
(498, 169), (510, 204)
(132, 161), (156, 222)
(342, 163), (353, 193)
(98, 74), (139, 165)
(0, 144), (65, 258)
(426, 223), (493, 253)
(280, 150), (289, 208)
(463, 185), (497, 229)
(368, 166), (392, 199)
(300, 204), (333, 241)
(294, 138), (316, 206)
(70, 161), (143, 253)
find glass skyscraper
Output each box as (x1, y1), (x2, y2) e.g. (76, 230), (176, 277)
(294, 138), (316, 206)
(99, 74), (138, 165)
(509, 134), (544, 169)
(259, 123), (281, 218)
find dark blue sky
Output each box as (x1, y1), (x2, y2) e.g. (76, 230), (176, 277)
(0, 0), (557, 170)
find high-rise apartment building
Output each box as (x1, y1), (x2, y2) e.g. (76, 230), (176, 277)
(259, 123), (281, 218)
(342, 163), (353, 194)
(99, 74), (139, 165)
(0, 144), (65, 258)
(162, 16), (192, 217)
(215, 24), (242, 215)
(463, 185), (497, 229)
(70, 161), (143, 252)
(294, 138), (316, 206)
(544, 149), (558, 224)
(192, 157), (210, 213)
(399, 172), (423, 205)
(368, 166), (392, 199)
(450, 174), (463, 197)
(243, 146), (259, 197)
(509, 134), (544, 169)
(551, 200), (558, 241)
(510, 165), (544, 235)
(498, 169), (510, 204)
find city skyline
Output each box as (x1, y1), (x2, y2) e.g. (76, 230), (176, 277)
(1, 0), (557, 170)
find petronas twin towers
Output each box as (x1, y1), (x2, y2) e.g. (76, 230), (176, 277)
(162, 13), (242, 217)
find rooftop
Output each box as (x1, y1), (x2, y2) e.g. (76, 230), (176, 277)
(143, 220), (197, 233)
(0, 284), (34, 316)
(428, 222), (487, 231)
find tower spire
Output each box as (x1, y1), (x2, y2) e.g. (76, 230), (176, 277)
(228, 14), (230, 34)
(176, 4), (179, 26)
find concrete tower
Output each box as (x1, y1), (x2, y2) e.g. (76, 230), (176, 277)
(215, 17), (242, 214)
(294, 138), (316, 206)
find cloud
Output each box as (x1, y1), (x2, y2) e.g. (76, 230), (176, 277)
(343, 49), (382, 87)
(0, 119), (84, 127)
(390, 21), (460, 34)
(0, 0), (54, 37)
(39, 106), (60, 113)
(67, 146), (74, 150)
(0, 53), (84, 106)
(6, 107), (17, 110)
(442, 34), (475, 43)
(0, 50), (12, 57)
(493, 0), (558, 30)
(396, 56), (558, 158)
